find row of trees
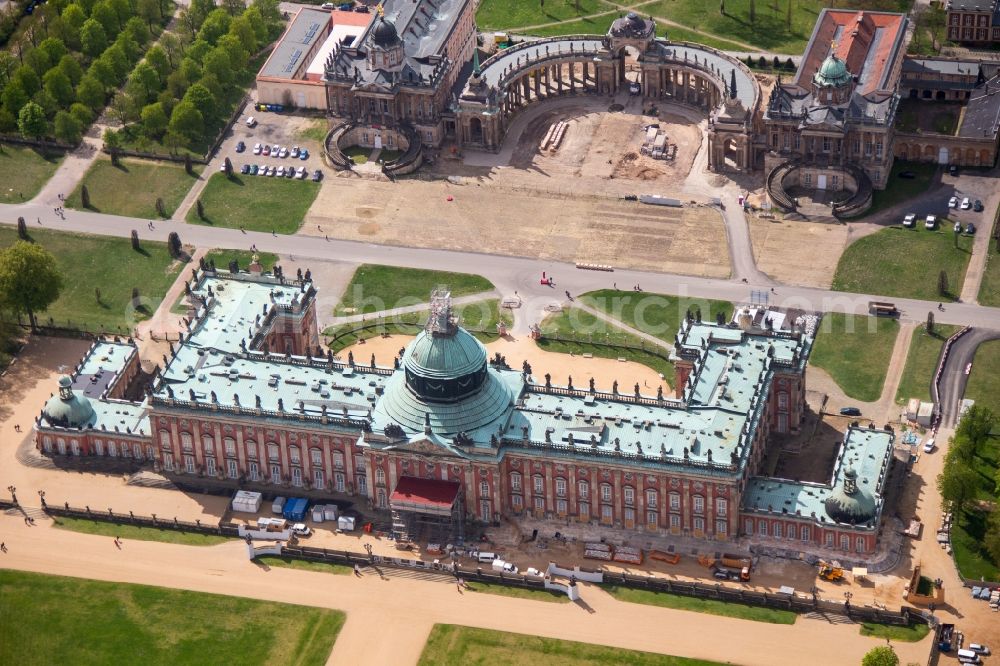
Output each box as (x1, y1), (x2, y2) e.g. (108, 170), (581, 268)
(936, 405), (1000, 564)
(0, 0), (172, 143)
(109, 0), (282, 153)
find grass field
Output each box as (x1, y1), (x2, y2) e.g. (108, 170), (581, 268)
(866, 163), (938, 218)
(581, 289), (733, 344)
(324, 300), (513, 352)
(810, 313), (899, 402)
(254, 555), (352, 575)
(0, 570), (344, 666)
(602, 585), (797, 624)
(335, 264), (494, 314)
(530, 14), (618, 37)
(0, 227), (184, 332)
(52, 516), (232, 546)
(66, 158), (202, 219)
(966, 339), (1000, 416)
(832, 226), (973, 302)
(979, 223), (1000, 306)
(0, 146), (63, 202)
(296, 119), (331, 144)
(187, 173), (320, 234)
(476, 0), (606, 31)
(418, 624), (727, 666)
(859, 622), (931, 642)
(895, 324), (960, 403)
(464, 580), (570, 603)
(539, 306), (673, 378)
(203, 249), (279, 273)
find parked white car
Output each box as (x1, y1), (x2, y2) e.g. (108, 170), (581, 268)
(245, 116), (257, 127)
(924, 214), (937, 229)
(252, 142), (262, 155)
(960, 197), (971, 210)
(902, 213), (916, 228)
(949, 196), (959, 208)
(923, 438), (935, 453)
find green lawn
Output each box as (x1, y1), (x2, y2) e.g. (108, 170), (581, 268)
(341, 145), (370, 164)
(530, 14), (618, 37)
(296, 119), (330, 145)
(52, 516), (232, 546)
(0, 570), (344, 666)
(0, 321), (22, 373)
(539, 306), (673, 379)
(66, 158), (202, 219)
(657, 25), (748, 52)
(832, 226), (973, 302)
(810, 313), (899, 402)
(602, 585), (797, 624)
(895, 324), (960, 403)
(254, 555), (352, 575)
(581, 289), (733, 344)
(324, 300), (513, 353)
(476, 0), (607, 31)
(418, 624), (727, 666)
(0, 227), (184, 332)
(0, 145), (63, 203)
(978, 205), (1000, 306)
(203, 249), (279, 273)
(859, 622), (931, 642)
(464, 580), (570, 603)
(953, 495), (1000, 581)
(966, 339), (1000, 416)
(866, 162), (938, 218)
(335, 264), (495, 315)
(187, 173), (320, 234)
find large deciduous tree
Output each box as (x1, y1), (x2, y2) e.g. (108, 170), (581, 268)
(17, 101), (48, 139)
(0, 241), (64, 331)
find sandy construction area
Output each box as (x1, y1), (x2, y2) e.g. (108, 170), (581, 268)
(747, 214), (849, 288)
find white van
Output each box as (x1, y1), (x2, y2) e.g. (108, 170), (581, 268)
(477, 551), (497, 563)
(957, 648), (980, 663)
(968, 644), (991, 655)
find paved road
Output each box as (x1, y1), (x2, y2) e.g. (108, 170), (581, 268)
(937, 327), (1000, 426)
(3, 201), (1000, 330)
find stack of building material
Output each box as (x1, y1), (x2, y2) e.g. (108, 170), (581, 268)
(613, 545), (643, 565)
(583, 542), (613, 561)
(650, 550), (680, 564)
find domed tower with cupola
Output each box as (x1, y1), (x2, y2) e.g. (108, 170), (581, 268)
(367, 9), (404, 73)
(811, 50), (854, 105)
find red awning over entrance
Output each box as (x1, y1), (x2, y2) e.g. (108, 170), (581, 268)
(390, 476), (461, 515)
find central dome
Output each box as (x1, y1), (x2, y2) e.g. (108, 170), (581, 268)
(371, 16), (400, 48)
(813, 54), (851, 88)
(42, 375), (95, 429)
(404, 327), (488, 382)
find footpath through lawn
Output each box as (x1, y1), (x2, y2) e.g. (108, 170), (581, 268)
(0, 569), (345, 666)
(895, 324), (961, 403)
(810, 313), (899, 403)
(66, 158), (203, 219)
(0, 146), (63, 203)
(187, 172), (320, 234)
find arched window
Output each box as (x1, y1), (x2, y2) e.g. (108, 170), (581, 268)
(159, 430), (171, 449)
(577, 480), (589, 499)
(480, 480), (490, 498)
(669, 492), (681, 510)
(244, 439), (257, 458)
(532, 474), (544, 494)
(267, 443), (279, 461)
(180, 432), (193, 451)
(201, 434), (214, 455)
(333, 450), (345, 469)
(509, 472), (522, 492)
(623, 486), (635, 506)
(600, 483), (612, 502)
(310, 448), (322, 466)
(555, 477), (567, 497)
(375, 467), (385, 485)
(224, 437), (236, 456)
(646, 489), (657, 506)
(288, 446), (300, 464)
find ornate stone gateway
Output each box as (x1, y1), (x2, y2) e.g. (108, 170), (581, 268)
(455, 14), (760, 172)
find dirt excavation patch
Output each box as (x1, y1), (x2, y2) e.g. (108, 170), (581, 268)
(747, 214), (849, 288)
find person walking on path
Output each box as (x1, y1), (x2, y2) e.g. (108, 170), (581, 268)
(353, 563), (362, 577)
(1, 542), (7, 552)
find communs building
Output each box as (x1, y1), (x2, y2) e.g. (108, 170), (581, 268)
(33, 268), (896, 560)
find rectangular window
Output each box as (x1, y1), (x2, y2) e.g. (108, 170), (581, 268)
(512, 494), (523, 509)
(801, 526), (810, 542)
(759, 520), (768, 536)
(205, 457), (215, 476)
(774, 522), (783, 538)
(578, 501), (589, 517)
(601, 504), (613, 523)
(356, 474), (367, 494)
(534, 496), (545, 512)
(184, 455), (195, 473)
(555, 478), (567, 497)
(671, 514), (681, 528)
(803, 173), (812, 186)
(822, 137), (830, 152)
(856, 537), (866, 553)
(556, 499), (568, 515)
(224, 438), (236, 456)
(670, 493), (681, 510)
(248, 461), (259, 481)
(693, 496), (704, 514)
(533, 476), (544, 494)
(624, 487), (635, 506)
(716, 519), (727, 535)
(162, 452), (174, 471)
(646, 511), (658, 528)
(793, 134), (800, 150)
(601, 484), (612, 502)
(578, 482), (589, 499)
(693, 517), (705, 532)
(744, 518), (753, 535)
(314, 469), (324, 488)
(825, 532), (834, 546)
(270, 464), (281, 484)
(511, 474), (521, 492)
(226, 459), (237, 479)
(311, 450), (322, 466)
(292, 467), (302, 487)
(787, 524), (796, 540)
(840, 534), (850, 550)
(646, 490), (657, 507)
(334, 472), (345, 492)
(624, 507), (635, 524)
(875, 141), (883, 159)
(715, 497), (727, 517)
(864, 142), (872, 156)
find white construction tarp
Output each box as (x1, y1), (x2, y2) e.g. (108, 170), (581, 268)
(231, 490), (262, 514)
(338, 516), (356, 531)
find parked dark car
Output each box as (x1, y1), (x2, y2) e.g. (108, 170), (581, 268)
(897, 171), (916, 179)
(250, 164), (259, 175)
(355, 4), (369, 11)
(839, 407), (862, 416)
(949, 165), (958, 176)
(966, 223), (976, 235)
(311, 169), (323, 182)
(973, 199), (984, 212)
(240, 164), (250, 174)
(235, 141), (246, 153)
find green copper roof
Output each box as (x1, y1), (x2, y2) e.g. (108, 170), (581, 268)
(43, 375), (96, 428)
(403, 328), (487, 380)
(813, 54), (851, 88)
